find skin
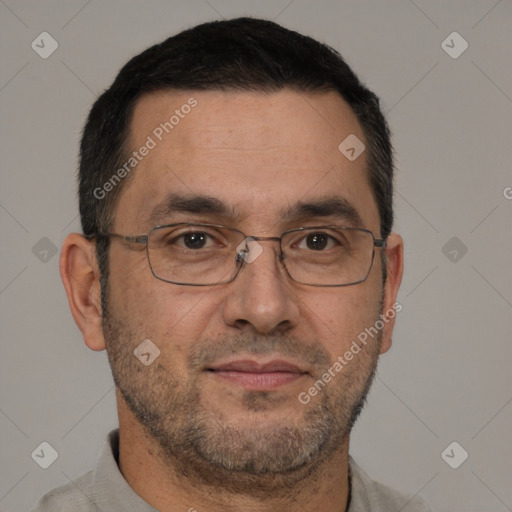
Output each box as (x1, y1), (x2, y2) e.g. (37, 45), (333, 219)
(60, 89), (403, 512)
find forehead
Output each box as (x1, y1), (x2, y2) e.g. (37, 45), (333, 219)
(115, 88), (379, 233)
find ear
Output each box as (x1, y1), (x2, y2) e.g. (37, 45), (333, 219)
(60, 233), (106, 351)
(379, 232), (404, 354)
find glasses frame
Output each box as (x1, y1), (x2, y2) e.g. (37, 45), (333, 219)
(89, 222), (386, 287)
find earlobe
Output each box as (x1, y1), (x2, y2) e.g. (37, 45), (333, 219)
(60, 233), (106, 351)
(379, 232), (404, 354)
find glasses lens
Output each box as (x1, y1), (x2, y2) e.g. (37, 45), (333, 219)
(147, 224), (245, 285)
(281, 227), (375, 286)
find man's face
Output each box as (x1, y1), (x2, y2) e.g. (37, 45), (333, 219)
(102, 89), (395, 487)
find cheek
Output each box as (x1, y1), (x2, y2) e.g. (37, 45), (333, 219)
(305, 284), (383, 357)
(108, 253), (220, 352)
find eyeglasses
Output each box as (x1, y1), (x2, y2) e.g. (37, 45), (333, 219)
(91, 222), (386, 287)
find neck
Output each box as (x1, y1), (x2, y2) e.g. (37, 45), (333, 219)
(117, 397), (351, 512)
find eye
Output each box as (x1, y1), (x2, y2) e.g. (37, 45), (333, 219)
(157, 228), (219, 250)
(181, 232), (209, 249)
(153, 225), (233, 253)
(177, 231), (216, 249)
(298, 232), (338, 251)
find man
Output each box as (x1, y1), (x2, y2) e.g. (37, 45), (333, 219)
(33, 17), (431, 512)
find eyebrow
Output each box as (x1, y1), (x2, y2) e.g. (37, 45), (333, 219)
(145, 194), (241, 227)
(145, 193), (363, 228)
(281, 197), (363, 227)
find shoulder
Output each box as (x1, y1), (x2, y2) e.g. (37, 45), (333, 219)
(349, 457), (432, 512)
(31, 429), (156, 512)
(31, 471), (97, 512)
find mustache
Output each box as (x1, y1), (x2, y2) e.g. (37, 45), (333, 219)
(188, 332), (331, 371)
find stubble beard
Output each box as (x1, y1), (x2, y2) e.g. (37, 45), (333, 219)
(103, 301), (382, 495)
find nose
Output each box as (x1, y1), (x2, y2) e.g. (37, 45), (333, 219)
(222, 238), (301, 334)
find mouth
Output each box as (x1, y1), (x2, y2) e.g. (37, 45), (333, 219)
(206, 359), (309, 391)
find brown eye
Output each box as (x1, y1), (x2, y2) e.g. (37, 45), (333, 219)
(306, 232), (329, 250)
(182, 232), (208, 249)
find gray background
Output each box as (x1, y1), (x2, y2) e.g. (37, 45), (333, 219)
(1, 1), (511, 511)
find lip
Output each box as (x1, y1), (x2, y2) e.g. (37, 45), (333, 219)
(207, 359), (308, 391)
(209, 359), (304, 373)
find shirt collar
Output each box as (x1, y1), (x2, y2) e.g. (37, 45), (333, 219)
(92, 429), (157, 512)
